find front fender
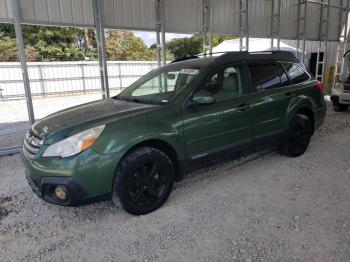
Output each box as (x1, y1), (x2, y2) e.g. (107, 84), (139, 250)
(91, 111), (185, 161)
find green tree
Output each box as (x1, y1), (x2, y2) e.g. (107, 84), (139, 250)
(0, 24), (39, 61)
(167, 34), (235, 59)
(22, 25), (86, 61)
(167, 36), (202, 59)
(0, 24), (161, 62)
(105, 30), (155, 61)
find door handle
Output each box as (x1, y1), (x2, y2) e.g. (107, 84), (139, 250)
(237, 103), (250, 112)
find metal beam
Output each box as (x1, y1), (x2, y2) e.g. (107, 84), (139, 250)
(155, 0), (162, 67)
(333, 0), (349, 87)
(161, 0), (166, 66)
(302, 0), (308, 62)
(202, 0), (210, 55)
(270, 0), (281, 50)
(239, 0), (249, 51)
(12, 0), (35, 125)
(315, 0), (330, 82)
(92, 0), (110, 99)
(308, 0), (346, 10)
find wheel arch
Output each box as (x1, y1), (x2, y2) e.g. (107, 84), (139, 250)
(118, 138), (184, 182)
(295, 107), (315, 135)
(286, 96), (316, 134)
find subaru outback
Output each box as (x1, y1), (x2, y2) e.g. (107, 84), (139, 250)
(21, 51), (326, 215)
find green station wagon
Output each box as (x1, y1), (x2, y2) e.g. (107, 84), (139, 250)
(21, 51), (326, 215)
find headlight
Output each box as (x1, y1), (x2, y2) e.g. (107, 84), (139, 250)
(42, 125), (105, 158)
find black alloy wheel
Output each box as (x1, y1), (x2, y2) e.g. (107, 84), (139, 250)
(127, 162), (168, 206)
(114, 147), (174, 215)
(279, 114), (312, 157)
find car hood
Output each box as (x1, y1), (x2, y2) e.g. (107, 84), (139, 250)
(32, 98), (158, 139)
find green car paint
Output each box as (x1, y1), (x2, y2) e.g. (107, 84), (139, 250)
(21, 51), (327, 206)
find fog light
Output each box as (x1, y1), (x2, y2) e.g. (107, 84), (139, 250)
(54, 186), (67, 200)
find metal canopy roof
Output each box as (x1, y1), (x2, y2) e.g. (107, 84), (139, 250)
(0, 0), (347, 41)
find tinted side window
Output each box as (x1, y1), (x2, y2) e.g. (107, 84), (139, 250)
(194, 65), (242, 101)
(248, 63), (283, 91)
(281, 62), (310, 84)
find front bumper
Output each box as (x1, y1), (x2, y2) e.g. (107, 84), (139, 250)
(21, 147), (122, 206)
(25, 173), (111, 206)
(331, 93), (350, 105)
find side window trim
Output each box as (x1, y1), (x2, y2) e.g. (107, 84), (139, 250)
(276, 61), (292, 87)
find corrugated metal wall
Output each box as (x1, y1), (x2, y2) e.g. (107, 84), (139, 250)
(103, 0), (155, 30)
(164, 0), (202, 33)
(0, 0), (13, 23)
(19, 0), (95, 27)
(283, 39), (339, 70)
(0, 0), (346, 41)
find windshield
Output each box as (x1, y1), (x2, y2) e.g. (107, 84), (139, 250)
(115, 66), (200, 104)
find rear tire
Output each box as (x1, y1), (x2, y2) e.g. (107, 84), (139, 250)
(279, 114), (312, 157)
(114, 147), (174, 215)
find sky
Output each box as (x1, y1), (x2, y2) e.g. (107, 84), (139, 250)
(133, 31), (192, 46)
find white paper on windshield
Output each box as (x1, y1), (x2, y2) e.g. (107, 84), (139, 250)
(180, 69), (199, 75)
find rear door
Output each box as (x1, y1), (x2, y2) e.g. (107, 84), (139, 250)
(182, 64), (253, 161)
(247, 61), (294, 142)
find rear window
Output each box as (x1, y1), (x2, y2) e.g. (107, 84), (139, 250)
(248, 62), (289, 91)
(280, 62), (310, 84)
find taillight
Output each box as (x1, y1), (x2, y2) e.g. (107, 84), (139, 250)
(315, 81), (324, 92)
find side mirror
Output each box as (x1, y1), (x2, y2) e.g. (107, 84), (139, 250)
(193, 94), (216, 105)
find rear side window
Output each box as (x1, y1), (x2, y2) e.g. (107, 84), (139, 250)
(281, 62), (310, 84)
(248, 63), (287, 91)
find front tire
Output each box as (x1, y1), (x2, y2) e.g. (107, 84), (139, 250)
(114, 147), (174, 215)
(279, 114), (312, 157)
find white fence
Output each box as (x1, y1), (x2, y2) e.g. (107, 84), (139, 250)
(0, 61), (159, 99)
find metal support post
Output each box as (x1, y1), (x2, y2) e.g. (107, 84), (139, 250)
(239, 0), (249, 51)
(209, 31), (213, 55)
(155, 0), (162, 67)
(315, 0), (330, 82)
(12, 0), (35, 124)
(161, 0), (166, 66)
(38, 65), (46, 97)
(93, 0), (110, 98)
(270, 0), (281, 50)
(333, 0), (349, 86)
(80, 63), (86, 94)
(296, 0), (308, 61)
(202, 0), (210, 55)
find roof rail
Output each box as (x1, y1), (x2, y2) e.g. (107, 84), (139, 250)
(170, 50), (296, 64)
(170, 55), (200, 63)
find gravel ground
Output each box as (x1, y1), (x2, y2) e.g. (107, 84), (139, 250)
(1, 106), (350, 261)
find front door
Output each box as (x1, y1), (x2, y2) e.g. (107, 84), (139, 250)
(182, 64), (253, 161)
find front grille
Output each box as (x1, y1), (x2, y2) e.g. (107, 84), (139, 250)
(23, 129), (43, 158)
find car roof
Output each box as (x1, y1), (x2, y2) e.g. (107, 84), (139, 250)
(169, 51), (299, 69)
